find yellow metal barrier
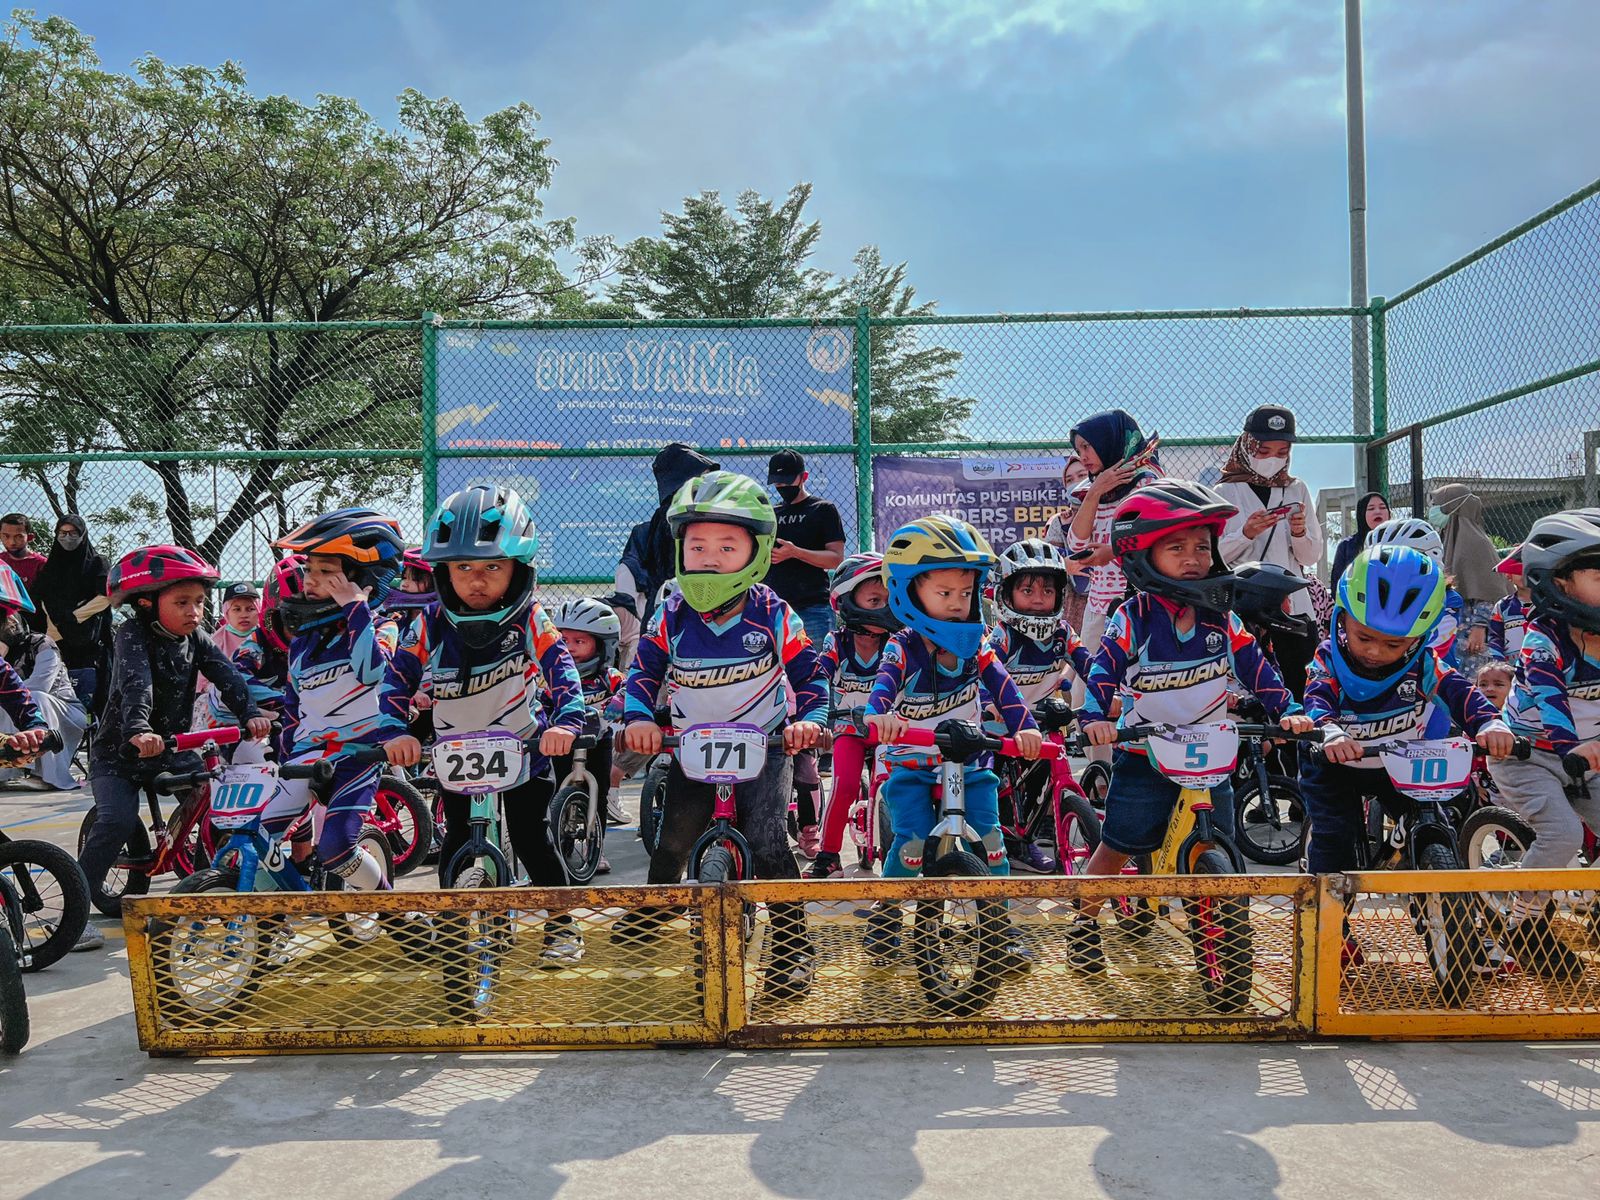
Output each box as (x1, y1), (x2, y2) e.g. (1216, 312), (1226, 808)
(726, 875), (1316, 1046)
(123, 885), (724, 1055)
(1314, 869), (1600, 1039)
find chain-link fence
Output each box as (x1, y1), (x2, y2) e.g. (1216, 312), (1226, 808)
(1370, 178), (1600, 540)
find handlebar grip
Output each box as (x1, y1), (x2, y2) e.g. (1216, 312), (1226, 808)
(168, 726), (243, 752)
(280, 760), (336, 783)
(570, 733), (599, 751)
(1564, 752), (1594, 778)
(152, 770), (211, 792)
(1511, 737), (1533, 761)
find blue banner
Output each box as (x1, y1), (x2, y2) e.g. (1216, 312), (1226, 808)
(436, 326), (855, 449)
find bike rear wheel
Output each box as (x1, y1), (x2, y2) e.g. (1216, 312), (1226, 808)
(913, 850), (1007, 1018)
(0, 840), (90, 971)
(549, 784), (603, 884)
(1414, 840), (1476, 1005)
(0, 924), (28, 1054)
(372, 775), (434, 878)
(1053, 789), (1101, 875)
(1187, 848), (1254, 1012)
(1079, 760), (1111, 810)
(1233, 774), (1307, 867)
(1457, 805), (1537, 870)
(77, 806), (153, 918)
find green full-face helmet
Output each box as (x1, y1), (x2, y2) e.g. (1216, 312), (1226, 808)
(666, 470), (776, 614)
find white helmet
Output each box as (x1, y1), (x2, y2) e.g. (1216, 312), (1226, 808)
(995, 538), (1068, 642)
(1365, 517), (1443, 564)
(550, 597), (622, 678)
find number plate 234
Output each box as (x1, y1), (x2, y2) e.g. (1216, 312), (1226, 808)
(431, 731), (525, 795)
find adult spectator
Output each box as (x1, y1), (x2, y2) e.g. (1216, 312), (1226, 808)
(611, 443), (720, 666)
(1329, 491), (1390, 589)
(1432, 482), (1505, 669)
(1215, 405), (1323, 698)
(1043, 453), (1092, 636)
(33, 513), (111, 713)
(763, 449), (846, 640)
(1066, 410), (1162, 760)
(0, 601), (87, 791)
(0, 514), (48, 632)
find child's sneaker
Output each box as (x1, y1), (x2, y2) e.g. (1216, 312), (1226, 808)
(796, 824), (821, 860)
(1505, 915), (1585, 982)
(1066, 916), (1107, 975)
(992, 935), (1035, 976)
(540, 918), (585, 968)
(605, 789), (628, 825)
(1009, 842), (1057, 874)
(865, 905), (902, 964)
(805, 851), (843, 880)
(763, 936), (816, 1001)
(595, 855), (611, 876)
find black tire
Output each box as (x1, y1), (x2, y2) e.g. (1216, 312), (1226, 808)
(1233, 774), (1307, 867)
(696, 844), (754, 940)
(1188, 848), (1253, 1012)
(1054, 789), (1102, 874)
(321, 831), (396, 953)
(549, 784), (603, 885)
(77, 806), (152, 918)
(0, 840), (91, 971)
(421, 779), (445, 866)
(1414, 840), (1475, 1006)
(1457, 805), (1537, 870)
(373, 775), (433, 878)
(149, 868), (270, 1022)
(913, 850), (1007, 1018)
(0, 925), (28, 1054)
(443, 862), (508, 1020)
(1079, 761), (1111, 810)
(638, 761), (669, 855)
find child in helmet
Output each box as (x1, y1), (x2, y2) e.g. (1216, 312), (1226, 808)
(619, 470), (826, 999)
(266, 508), (408, 894)
(805, 552), (900, 880)
(1070, 481), (1313, 972)
(380, 486), (588, 959)
(988, 537), (1093, 873)
(79, 545), (271, 903)
(1366, 517), (1466, 667)
(549, 597), (626, 873)
(863, 516), (1042, 967)
(1487, 509), (1600, 978)
(1487, 547), (1531, 662)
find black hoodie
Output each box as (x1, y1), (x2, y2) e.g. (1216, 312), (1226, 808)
(34, 513), (111, 670)
(613, 443), (720, 624)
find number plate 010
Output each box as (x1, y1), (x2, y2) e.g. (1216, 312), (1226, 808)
(678, 724), (768, 785)
(431, 731), (525, 795)
(210, 765), (278, 829)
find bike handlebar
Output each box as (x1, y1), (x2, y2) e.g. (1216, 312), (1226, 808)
(1065, 721), (1327, 754)
(1309, 735), (1533, 763)
(0, 729), (63, 763)
(151, 769), (215, 793)
(660, 730), (791, 751)
(1562, 751), (1594, 779)
(281, 743), (392, 784)
(891, 721), (1063, 762)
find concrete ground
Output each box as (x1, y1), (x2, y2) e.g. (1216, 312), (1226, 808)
(4, 780), (1600, 1199)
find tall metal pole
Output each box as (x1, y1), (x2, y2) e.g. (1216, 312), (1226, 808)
(1346, 0), (1372, 493)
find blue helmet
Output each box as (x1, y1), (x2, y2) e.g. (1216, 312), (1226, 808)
(883, 516), (996, 659)
(1329, 545), (1445, 701)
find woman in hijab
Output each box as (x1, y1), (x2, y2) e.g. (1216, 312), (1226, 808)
(1431, 483), (1507, 671)
(1065, 410), (1162, 759)
(32, 513), (111, 713)
(1215, 405), (1324, 699)
(1330, 491), (1390, 589)
(1043, 452), (1093, 636)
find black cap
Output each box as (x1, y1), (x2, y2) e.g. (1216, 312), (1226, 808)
(767, 448), (806, 482)
(1244, 405), (1296, 442)
(221, 581), (260, 603)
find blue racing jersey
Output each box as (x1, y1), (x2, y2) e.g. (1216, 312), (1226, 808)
(280, 601), (398, 758)
(987, 619), (1091, 707)
(816, 628), (887, 732)
(1487, 594), (1527, 662)
(1504, 617), (1600, 755)
(865, 631), (1035, 738)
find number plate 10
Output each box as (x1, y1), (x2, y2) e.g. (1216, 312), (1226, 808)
(210, 765), (278, 829)
(679, 724), (768, 785)
(431, 731), (525, 795)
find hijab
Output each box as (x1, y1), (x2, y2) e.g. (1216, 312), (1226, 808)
(1355, 491), (1389, 532)
(34, 514), (109, 636)
(1068, 409), (1158, 504)
(1218, 432), (1294, 488)
(1432, 483), (1504, 602)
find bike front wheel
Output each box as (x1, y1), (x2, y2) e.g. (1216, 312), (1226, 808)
(1413, 841), (1476, 1006)
(0, 840), (90, 971)
(1188, 848), (1253, 1013)
(443, 862), (510, 1020)
(149, 867), (274, 1023)
(1233, 774), (1307, 867)
(0, 924), (28, 1054)
(913, 850), (1007, 1018)
(549, 784), (603, 885)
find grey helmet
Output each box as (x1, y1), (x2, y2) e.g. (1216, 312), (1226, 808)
(995, 538), (1069, 643)
(1366, 517), (1443, 564)
(1523, 508), (1600, 633)
(550, 597), (622, 678)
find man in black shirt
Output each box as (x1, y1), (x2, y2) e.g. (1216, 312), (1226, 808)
(765, 449), (846, 859)
(765, 449), (846, 642)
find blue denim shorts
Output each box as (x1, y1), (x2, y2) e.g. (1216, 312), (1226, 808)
(1099, 748), (1236, 856)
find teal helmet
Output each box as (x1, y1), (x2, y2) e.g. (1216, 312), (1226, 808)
(422, 485), (539, 648)
(1330, 545), (1445, 701)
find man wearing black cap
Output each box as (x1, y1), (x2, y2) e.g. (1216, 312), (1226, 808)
(766, 449), (845, 858)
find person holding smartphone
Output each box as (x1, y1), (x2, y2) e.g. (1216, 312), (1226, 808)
(1215, 404), (1323, 699)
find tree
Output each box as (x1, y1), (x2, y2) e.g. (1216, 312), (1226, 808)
(843, 247), (974, 445)
(609, 184), (841, 318)
(0, 13), (611, 560)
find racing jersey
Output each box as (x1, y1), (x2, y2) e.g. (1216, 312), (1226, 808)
(865, 631), (1035, 745)
(209, 629), (288, 723)
(1429, 586), (1465, 667)
(1503, 617), (1600, 755)
(1304, 639), (1505, 769)
(280, 601), (398, 757)
(380, 601), (586, 782)
(623, 584), (826, 733)
(1081, 594), (1298, 740)
(816, 628), (887, 732)
(987, 619), (1091, 706)
(1488, 594), (1527, 661)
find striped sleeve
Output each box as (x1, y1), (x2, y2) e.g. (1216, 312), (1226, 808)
(978, 640), (1037, 734)
(623, 608), (671, 724)
(531, 606), (587, 733)
(1226, 614), (1300, 719)
(1518, 627), (1579, 754)
(865, 632), (911, 716)
(1081, 605), (1135, 721)
(775, 601), (828, 724)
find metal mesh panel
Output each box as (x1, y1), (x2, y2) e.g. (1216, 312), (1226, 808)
(124, 886), (722, 1053)
(729, 876), (1313, 1046)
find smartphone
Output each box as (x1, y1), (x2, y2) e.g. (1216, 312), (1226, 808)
(1068, 547), (1097, 561)
(1120, 435), (1161, 473)
(1264, 504), (1298, 520)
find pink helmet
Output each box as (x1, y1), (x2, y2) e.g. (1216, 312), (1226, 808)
(260, 553), (307, 652)
(107, 545), (219, 604)
(1496, 546), (1523, 577)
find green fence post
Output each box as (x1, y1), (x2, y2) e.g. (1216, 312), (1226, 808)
(854, 304), (873, 551)
(1369, 296), (1388, 496)
(421, 312), (440, 518)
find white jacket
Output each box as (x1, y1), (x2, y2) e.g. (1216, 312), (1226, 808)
(1216, 477), (1323, 618)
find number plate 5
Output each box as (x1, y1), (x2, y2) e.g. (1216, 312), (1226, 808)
(679, 724), (768, 784)
(1145, 722), (1240, 789)
(431, 731), (525, 795)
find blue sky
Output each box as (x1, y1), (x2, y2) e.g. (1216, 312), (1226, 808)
(29, 0), (1600, 565)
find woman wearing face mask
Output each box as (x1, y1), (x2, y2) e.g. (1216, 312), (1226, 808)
(1044, 453), (1094, 665)
(33, 514), (111, 714)
(1431, 483), (1505, 675)
(1215, 405), (1324, 699)
(1329, 491), (1389, 589)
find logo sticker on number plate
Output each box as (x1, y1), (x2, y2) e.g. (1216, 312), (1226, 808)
(431, 731), (525, 795)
